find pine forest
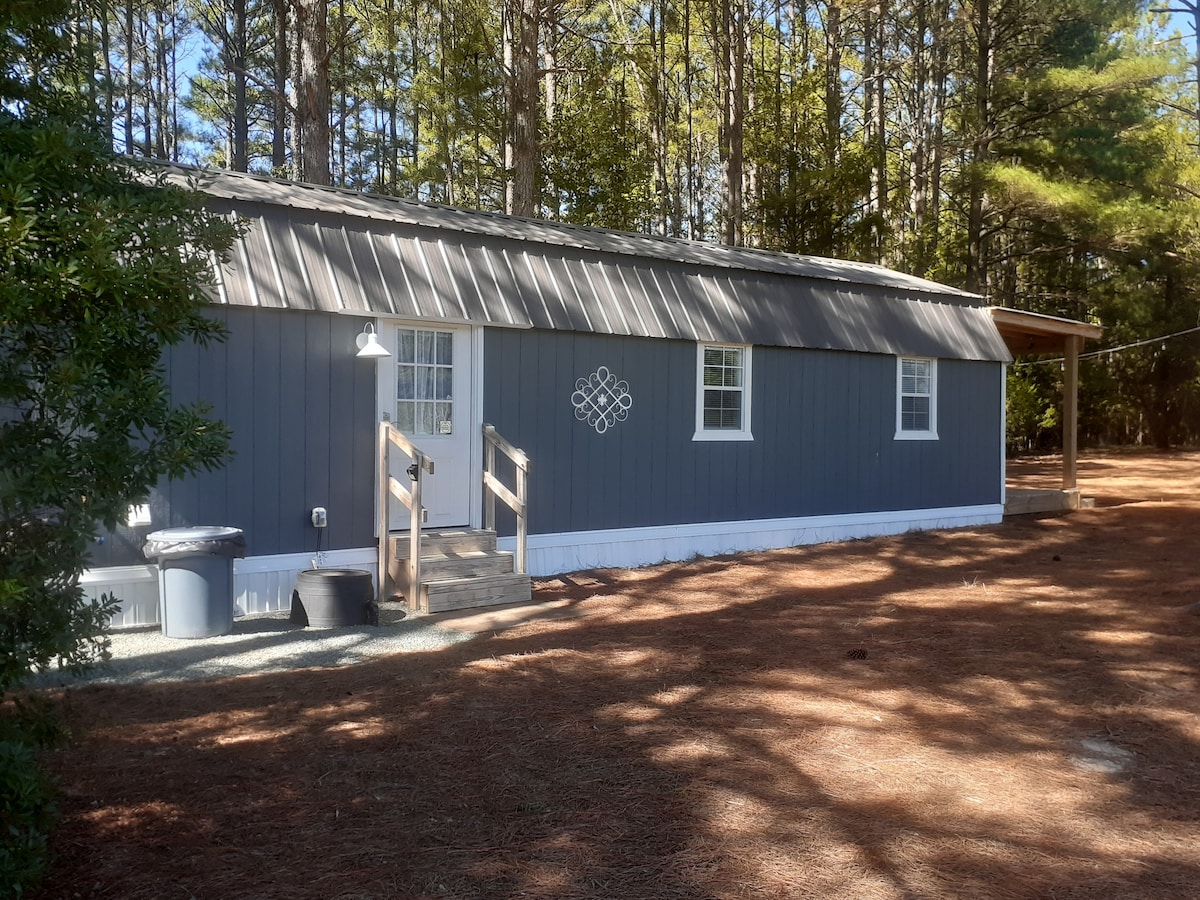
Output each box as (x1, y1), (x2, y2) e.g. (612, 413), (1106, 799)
(59, 0), (1200, 448)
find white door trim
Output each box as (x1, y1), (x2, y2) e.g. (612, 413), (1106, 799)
(371, 317), (483, 532)
(469, 324), (485, 529)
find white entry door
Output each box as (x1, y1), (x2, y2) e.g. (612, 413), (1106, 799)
(377, 323), (474, 529)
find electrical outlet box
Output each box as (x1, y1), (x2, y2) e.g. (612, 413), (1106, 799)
(311, 507), (327, 528)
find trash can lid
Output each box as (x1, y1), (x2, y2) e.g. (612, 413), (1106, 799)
(146, 526), (244, 542)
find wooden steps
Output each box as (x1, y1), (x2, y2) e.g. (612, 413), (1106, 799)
(387, 529), (532, 614)
(1004, 488), (1082, 515)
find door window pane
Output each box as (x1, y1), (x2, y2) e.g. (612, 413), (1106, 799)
(416, 330), (435, 364)
(396, 366), (414, 401)
(397, 329), (415, 364)
(395, 327), (454, 435)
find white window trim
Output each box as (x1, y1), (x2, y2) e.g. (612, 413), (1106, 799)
(895, 356), (939, 441)
(693, 343), (754, 442)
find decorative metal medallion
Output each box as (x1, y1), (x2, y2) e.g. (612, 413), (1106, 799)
(572, 366), (632, 434)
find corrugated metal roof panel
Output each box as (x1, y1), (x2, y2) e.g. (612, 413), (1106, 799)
(191, 173), (1012, 362)
(441, 240), (492, 323)
(541, 256), (590, 332)
(394, 234), (445, 319)
(527, 253), (577, 332)
(256, 217), (311, 310)
(635, 266), (679, 339)
(422, 240), (464, 319)
(237, 216), (284, 308)
(178, 165), (979, 302)
(571, 259), (614, 334)
(288, 222), (339, 311)
(319, 225), (364, 313)
(377, 233), (413, 315)
(628, 265), (671, 339)
(652, 267), (700, 341)
(493, 248), (537, 327)
(350, 226), (396, 314)
(694, 273), (740, 343)
(564, 257), (602, 332)
(340, 226), (381, 314)
(477, 245), (527, 327)
(594, 261), (636, 335)
(209, 248), (232, 305)
(511, 251), (552, 329)
(606, 263), (647, 337)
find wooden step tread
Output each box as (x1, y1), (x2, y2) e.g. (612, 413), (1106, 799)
(422, 572), (533, 614)
(391, 529), (497, 558)
(420, 550), (515, 580)
(418, 548), (510, 562)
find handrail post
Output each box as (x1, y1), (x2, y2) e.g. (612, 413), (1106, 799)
(482, 423), (529, 576)
(409, 461), (423, 612)
(516, 457), (527, 575)
(376, 422), (389, 604)
(484, 426), (496, 533)
(377, 422), (434, 612)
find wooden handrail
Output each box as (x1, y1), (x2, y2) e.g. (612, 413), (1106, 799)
(377, 421), (434, 609)
(482, 424), (530, 574)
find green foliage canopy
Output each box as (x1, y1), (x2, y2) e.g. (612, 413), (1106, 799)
(0, 5), (238, 695)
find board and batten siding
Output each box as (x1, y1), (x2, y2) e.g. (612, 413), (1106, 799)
(88, 306), (378, 569)
(482, 328), (1002, 540)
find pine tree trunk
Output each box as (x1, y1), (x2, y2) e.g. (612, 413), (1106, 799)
(506, 0), (540, 217)
(906, 0), (929, 269)
(824, 1), (841, 166)
(820, 1), (843, 252)
(153, 8), (167, 159)
(966, 0), (993, 294)
(928, 0), (949, 264)
(715, 0), (745, 247)
(294, 0), (330, 184)
(272, 0), (288, 172)
(124, 2), (134, 154)
(867, 2), (887, 262)
(543, 9), (557, 216)
(99, 8), (114, 134)
(232, 0), (248, 171)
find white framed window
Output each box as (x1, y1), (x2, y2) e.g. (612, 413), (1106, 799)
(694, 343), (753, 441)
(895, 356), (938, 440)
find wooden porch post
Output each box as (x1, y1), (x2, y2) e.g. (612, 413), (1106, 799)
(1062, 334), (1083, 490)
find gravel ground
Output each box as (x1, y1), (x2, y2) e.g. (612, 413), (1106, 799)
(25, 602), (473, 688)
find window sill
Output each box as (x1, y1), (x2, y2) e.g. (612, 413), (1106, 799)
(693, 430), (754, 442)
(894, 430), (939, 441)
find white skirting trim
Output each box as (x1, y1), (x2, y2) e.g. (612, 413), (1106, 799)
(497, 504), (1004, 577)
(82, 548), (377, 630)
(86, 504), (1002, 627)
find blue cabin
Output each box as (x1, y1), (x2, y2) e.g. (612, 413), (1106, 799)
(82, 168), (1088, 625)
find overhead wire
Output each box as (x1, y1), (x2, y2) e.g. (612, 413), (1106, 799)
(1014, 324), (1200, 366)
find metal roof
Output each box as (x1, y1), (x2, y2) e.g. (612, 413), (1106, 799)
(172, 166), (1012, 363)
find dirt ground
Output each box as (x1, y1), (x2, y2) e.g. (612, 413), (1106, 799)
(33, 452), (1200, 899)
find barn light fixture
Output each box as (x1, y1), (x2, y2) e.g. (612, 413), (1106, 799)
(355, 322), (391, 359)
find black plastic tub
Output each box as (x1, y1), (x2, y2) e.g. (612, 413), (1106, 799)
(289, 569), (374, 627)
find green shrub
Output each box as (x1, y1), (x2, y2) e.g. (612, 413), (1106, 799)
(0, 700), (65, 897)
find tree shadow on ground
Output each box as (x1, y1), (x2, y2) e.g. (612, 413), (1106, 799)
(34, 477), (1200, 899)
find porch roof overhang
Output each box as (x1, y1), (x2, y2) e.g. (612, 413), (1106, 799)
(988, 306), (1104, 356)
(987, 306), (1104, 498)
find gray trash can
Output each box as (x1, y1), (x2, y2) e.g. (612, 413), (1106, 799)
(144, 526), (247, 639)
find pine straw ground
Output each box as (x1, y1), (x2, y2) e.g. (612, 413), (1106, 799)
(31, 452), (1200, 900)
